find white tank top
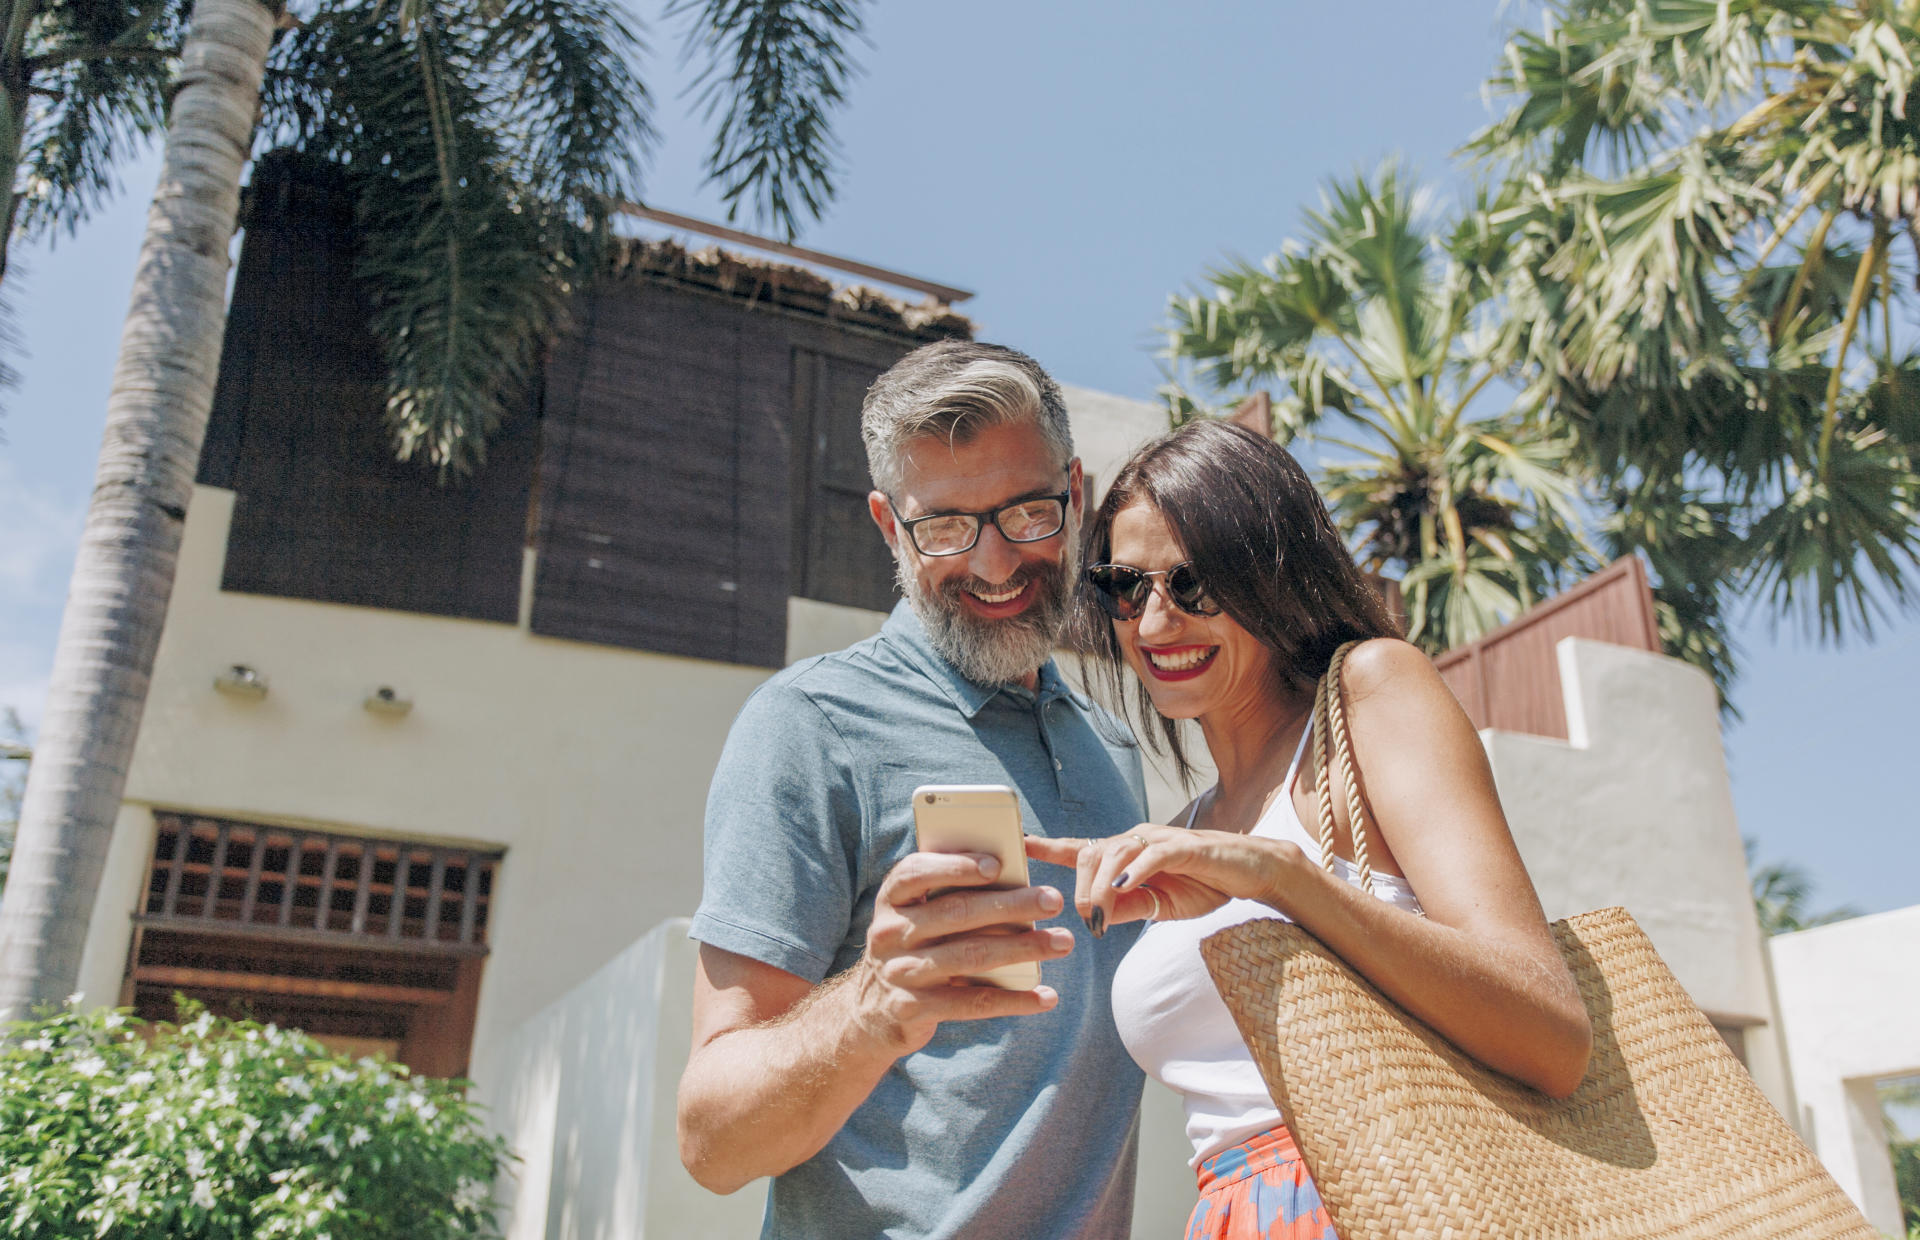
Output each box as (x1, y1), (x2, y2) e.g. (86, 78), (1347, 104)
(1109, 725), (1424, 1165)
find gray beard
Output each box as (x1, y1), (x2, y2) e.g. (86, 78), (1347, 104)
(895, 548), (1076, 687)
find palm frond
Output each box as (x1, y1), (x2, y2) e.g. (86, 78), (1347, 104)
(1747, 836), (1860, 936)
(262, 0), (650, 476)
(1744, 428), (1920, 642)
(669, 0), (866, 240)
(482, 0), (653, 216)
(10, 0), (192, 242)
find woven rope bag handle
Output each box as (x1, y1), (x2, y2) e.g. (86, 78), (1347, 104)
(1310, 639), (1376, 896)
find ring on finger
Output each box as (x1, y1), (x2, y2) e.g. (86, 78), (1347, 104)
(1140, 884), (1163, 921)
(1127, 833), (1151, 849)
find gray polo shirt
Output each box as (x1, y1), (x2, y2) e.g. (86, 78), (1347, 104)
(690, 601), (1149, 1240)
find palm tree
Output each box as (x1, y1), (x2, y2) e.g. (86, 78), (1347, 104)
(1473, 0), (1920, 657)
(0, 0), (872, 1020)
(1163, 164), (1595, 652)
(0, 0), (190, 291)
(1745, 839), (1860, 936)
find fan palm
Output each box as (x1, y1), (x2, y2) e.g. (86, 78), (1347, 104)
(1745, 838), (1860, 935)
(1164, 164), (1594, 652)
(0, 0), (871, 1020)
(1475, 0), (1920, 650)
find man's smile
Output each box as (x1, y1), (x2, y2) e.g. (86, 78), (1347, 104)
(958, 577), (1037, 618)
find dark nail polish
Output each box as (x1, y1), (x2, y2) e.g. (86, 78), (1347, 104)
(1112, 872), (1129, 889)
(1089, 907), (1106, 938)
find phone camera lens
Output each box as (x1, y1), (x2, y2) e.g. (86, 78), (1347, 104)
(923, 793), (936, 805)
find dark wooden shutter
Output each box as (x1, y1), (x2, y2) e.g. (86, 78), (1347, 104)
(198, 154), (534, 623)
(530, 279), (791, 667)
(789, 347), (902, 613)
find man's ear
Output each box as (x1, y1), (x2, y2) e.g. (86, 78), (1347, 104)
(1068, 458), (1086, 520)
(868, 490), (899, 551)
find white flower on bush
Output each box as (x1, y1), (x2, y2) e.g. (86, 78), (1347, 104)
(348, 1125), (371, 1148)
(287, 1101), (323, 1139)
(191, 1179), (217, 1210)
(72, 1055), (106, 1078)
(453, 1177), (488, 1212)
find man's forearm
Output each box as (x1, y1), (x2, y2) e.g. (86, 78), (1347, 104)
(677, 966), (899, 1193)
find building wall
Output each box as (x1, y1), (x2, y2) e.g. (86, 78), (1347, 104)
(1479, 638), (1796, 1113)
(78, 485), (771, 1087)
(486, 919), (772, 1240)
(1768, 907), (1920, 1235)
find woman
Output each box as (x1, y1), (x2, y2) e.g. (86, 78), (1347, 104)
(1027, 421), (1591, 1239)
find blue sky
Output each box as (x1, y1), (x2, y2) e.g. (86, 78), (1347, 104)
(1, 0), (1914, 916)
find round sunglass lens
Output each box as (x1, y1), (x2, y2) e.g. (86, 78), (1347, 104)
(1168, 565), (1217, 614)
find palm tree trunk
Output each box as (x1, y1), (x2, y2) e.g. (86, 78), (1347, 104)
(0, 0), (272, 1021)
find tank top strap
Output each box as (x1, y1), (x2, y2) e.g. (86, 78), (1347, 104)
(1282, 717), (1312, 798)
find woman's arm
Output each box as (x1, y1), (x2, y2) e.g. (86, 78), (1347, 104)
(1038, 638), (1592, 1097)
(1274, 638), (1591, 1096)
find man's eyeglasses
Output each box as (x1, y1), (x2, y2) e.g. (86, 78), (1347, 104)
(1085, 562), (1221, 621)
(891, 493), (1071, 557)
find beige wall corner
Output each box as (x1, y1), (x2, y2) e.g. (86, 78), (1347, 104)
(1768, 907), (1920, 1235)
(486, 918), (767, 1239)
(1132, 1080), (1200, 1236)
(1481, 638), (1793, 1111)
(1059, 384), (1168, 500)
(785, 597), (889, 666)
(74, 803), (161, 1008)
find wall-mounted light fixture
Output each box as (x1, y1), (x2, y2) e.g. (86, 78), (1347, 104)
(213, 665), (268, 700)
(363, 685), (413, 717)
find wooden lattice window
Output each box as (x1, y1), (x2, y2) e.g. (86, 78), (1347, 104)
(128, 813), (502, 1077)
(142, 813), (500, 951)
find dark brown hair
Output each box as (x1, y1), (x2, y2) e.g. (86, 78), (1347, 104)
(1075, 419), (1398, 785)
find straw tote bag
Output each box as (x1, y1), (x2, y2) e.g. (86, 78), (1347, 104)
(1197, 641), (1877, 1240)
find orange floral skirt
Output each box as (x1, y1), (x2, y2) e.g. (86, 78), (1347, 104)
(1185, 1125), (1337, 1240)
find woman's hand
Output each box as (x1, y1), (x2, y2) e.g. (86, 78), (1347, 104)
(1025, 828), (1303, 936)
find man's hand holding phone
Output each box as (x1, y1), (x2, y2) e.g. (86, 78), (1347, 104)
(850, 786), (1075, 1056)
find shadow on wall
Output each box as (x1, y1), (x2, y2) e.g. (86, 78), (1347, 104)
(485, 920), (768, 1240)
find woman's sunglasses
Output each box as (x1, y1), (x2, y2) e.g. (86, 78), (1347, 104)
(1085, 562), (1221, 621)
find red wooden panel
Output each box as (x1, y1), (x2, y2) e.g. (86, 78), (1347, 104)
(1430, 557), (1660, 739)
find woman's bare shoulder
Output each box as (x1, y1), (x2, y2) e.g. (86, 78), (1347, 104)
(1338, 637), (1440, 696)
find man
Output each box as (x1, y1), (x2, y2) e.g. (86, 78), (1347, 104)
(678, 340), (1149, 1238)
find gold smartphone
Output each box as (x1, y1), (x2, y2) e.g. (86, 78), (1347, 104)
(911, 784), (1041, 990)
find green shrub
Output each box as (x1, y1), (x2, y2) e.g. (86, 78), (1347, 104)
(0, 1004), (508, 1239)
(1894, 1136), (1919, 1235)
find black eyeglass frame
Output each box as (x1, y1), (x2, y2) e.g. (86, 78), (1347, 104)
(888, 491), (1073, 557)
(1085, 561), (1221, 621)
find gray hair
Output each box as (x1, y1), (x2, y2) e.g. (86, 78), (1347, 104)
(861, 340), (1074, 496)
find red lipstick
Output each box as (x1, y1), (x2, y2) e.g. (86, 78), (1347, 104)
(1140, 645), (1218, 681)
